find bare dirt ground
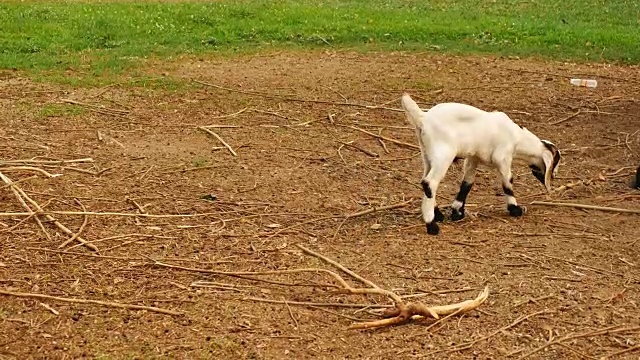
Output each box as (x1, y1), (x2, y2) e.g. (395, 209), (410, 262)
(1, 50), (639, 360)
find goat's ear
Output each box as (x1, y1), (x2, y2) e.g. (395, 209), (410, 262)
(541, 151), (554, 192)
(541, 139), (561, 176)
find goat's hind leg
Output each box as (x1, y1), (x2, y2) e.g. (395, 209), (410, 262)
(417, 134), (444, 223)
(451, 157), (478, 221)
(497, 161), (523, 217)
(421, 157), (454, 235)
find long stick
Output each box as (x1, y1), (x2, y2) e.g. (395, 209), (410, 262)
(0, 210), (234, 218)
(197, 126), (237, 156)
(344, 125), (420, 150)
(0, 158), (93, 165)
(531, 201), (640, 214)
(0, 289), (182, 316)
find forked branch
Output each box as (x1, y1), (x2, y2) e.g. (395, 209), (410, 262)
(296, 244), (489, 330)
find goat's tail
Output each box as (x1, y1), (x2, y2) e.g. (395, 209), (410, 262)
(400, 93), (424, 129)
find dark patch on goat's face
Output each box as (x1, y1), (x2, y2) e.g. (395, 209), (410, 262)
(421, 181), (433, 198)
(634, 165), (640, 189)
(529, 164), (546, 186)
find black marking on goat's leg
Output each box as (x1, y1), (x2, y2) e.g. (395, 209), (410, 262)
(434, 207), (445, 223)
(421, 181), (433, 198)
(503, 176), (523, 217)
(451, 181), (473, 221)
(508, 204), (523, 217)
(502, 185), (515, 197)
(426, 221), (440, 235)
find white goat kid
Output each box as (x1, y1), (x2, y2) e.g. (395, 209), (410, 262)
(401, 93), (561, 235)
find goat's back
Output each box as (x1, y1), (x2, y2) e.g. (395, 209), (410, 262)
(424, 103), (522, 160)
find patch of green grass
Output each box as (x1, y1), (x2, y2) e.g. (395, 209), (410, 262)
(40, 103), (85, 117)
(1, 0), (638, 84)
(190, 157), (209, 168)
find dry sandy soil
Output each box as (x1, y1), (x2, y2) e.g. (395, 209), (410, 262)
(0, 50), (639, 359)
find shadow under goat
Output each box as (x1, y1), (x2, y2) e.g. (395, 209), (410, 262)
(635, 165), (640, 189)
(400, 93), (561, 235)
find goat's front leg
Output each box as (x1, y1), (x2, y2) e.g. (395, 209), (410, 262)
(497, 162), (523, 217)
(421, 159), (453, 235)
(451, 157), (478, 221)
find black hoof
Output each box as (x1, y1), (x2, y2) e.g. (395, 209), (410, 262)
(451, 208), (465, 221)
(508, 204), (523, 217)
(434, 207), (445, 223)
(426, 222), (440, 235)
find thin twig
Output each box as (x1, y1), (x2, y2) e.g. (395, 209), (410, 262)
(549, 110), (581, 125)
(599, 345), (640, 359)
(531, 201), (640, 214)
(333, 199), (413, 239)
(0, 166), (60, 178)
(7, 181), (98, 252)
(197, 126), (237, 156)
(0, 171), (52, 241)
(540, 254), (625, 278)
(518, 325), (640, 360)
(0, 289), (182, 316)
(58, 199), (89, 249)
(427, 310), (550, 355)
(244, 297), (391, 309)
(283, 298), (299, 329)
(343, 125), (419, 150)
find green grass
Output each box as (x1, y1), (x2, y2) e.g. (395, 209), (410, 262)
(1, 0), (639, 83)
(40, 103), (85, 117)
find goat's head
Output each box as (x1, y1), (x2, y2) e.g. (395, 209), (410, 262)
(529, 140), (561, 192)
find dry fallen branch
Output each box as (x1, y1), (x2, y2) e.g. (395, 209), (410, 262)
(0, 289), (182, 316)
(296, 244), (489, 330)
(197, 126), (237, 156)
(531, 201), (640, 214)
